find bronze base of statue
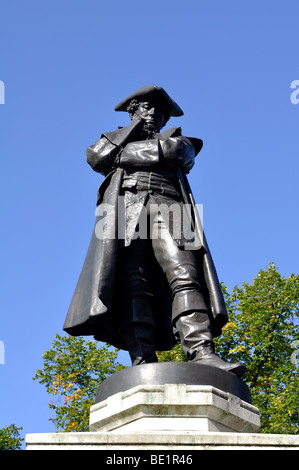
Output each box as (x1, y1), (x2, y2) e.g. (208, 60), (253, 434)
(94, 362), (252, 405)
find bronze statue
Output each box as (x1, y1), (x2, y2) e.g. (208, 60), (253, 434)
(63, 85), (245, 377)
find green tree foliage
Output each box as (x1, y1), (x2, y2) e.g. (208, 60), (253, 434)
(157, 343), (186, 363)
(216, 263), (299, 434)
(33, 335), (126, 432)
(158, 264), (299, 434)
(0, 424), (23, 450)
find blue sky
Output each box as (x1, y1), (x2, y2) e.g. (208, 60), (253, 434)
(0, 0), (298, 446)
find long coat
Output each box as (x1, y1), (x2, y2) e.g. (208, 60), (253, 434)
(63, 127), (228, 351)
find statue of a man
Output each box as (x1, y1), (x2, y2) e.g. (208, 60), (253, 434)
(63, 85), (245, 377)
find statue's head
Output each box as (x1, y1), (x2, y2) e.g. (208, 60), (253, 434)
(114, 85), (184, 133)
(126, 99), (166, 134)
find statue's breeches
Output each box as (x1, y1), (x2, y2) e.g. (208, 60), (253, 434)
(117, 208), (208, 327)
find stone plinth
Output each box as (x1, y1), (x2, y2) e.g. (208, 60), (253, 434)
(25, 362), (299, 450)
(25, 431), (299, 450)
(91, 362), (257, 433)
(90, 384), (260, 433)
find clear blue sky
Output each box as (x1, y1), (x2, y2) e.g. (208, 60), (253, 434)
(0, 0), (298, 446)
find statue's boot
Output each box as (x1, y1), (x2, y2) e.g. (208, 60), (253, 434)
(121, 299), (158, 366)
(175, 311), (246, 377)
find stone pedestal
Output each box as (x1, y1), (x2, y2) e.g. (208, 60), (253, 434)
(25, 363), (299, 450)
(90, 384), (260, 433)
(90, 362), (258, 433)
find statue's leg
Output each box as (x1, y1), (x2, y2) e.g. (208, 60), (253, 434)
(118, 240), (158, 366)
(151, 213), (246, 377)
(121, 300), (158, 366)
(150, 211), (207, 319)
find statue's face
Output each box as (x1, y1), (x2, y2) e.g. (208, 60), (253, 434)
(134, 100), (165, 132)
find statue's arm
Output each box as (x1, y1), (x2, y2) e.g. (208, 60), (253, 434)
(86, 137), (118, 175)
(119, 136), (196, 173)
(119, 139), (161, 168)
(159, 136), (196, 173)
(86, 118), (144, 175)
